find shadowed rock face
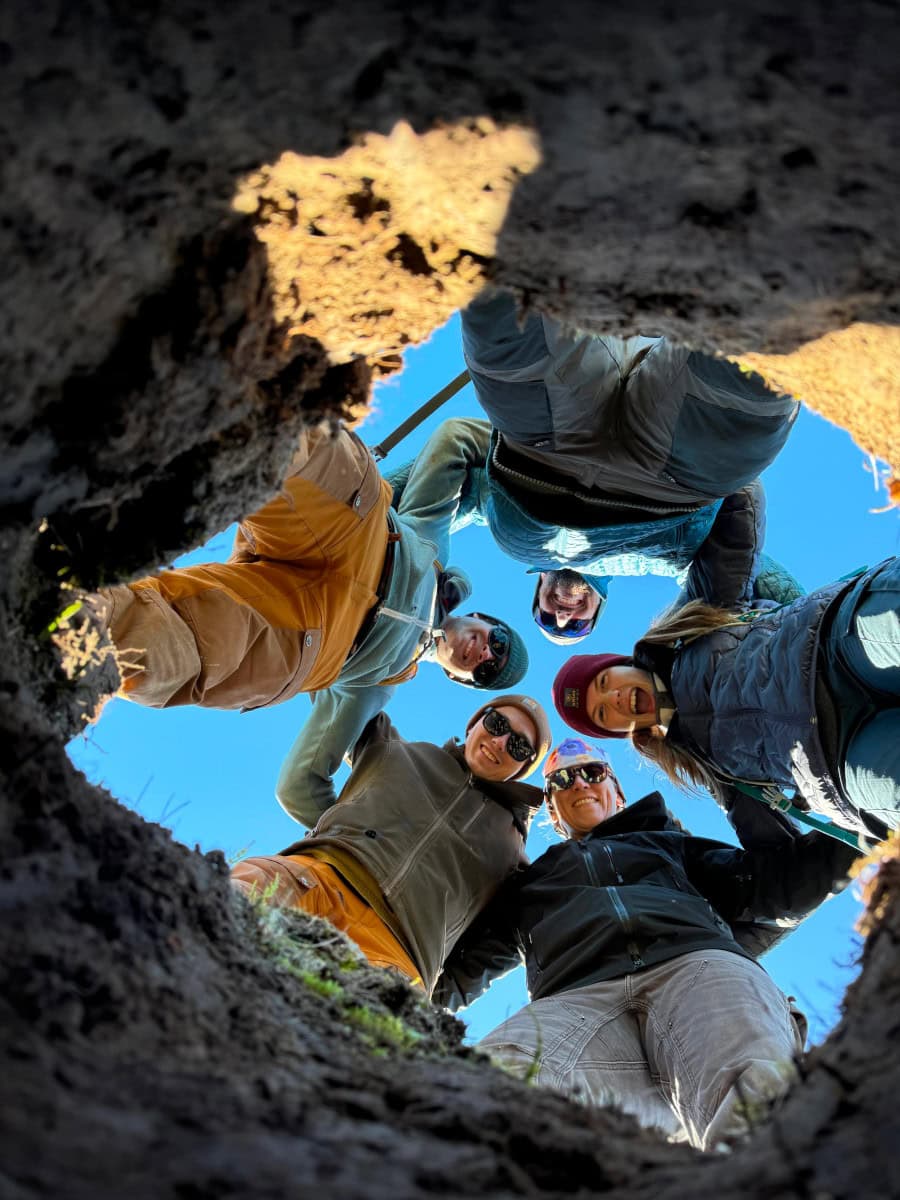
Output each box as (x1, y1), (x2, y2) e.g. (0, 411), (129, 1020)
(1, 2), (899, 1196)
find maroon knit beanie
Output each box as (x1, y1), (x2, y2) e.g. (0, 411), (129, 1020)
(552, 654), (632, 739)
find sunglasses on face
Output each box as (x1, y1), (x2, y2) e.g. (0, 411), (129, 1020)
(534, 607), (594, 638)
(545, 762), (612, 794)
(482, 706), (536, 763)
(472, 624), (510, 687)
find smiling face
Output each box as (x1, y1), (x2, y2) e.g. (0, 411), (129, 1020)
(434, 615), (500, 680)
(547, 766), (623, 838)
(536, 570), (600, 629)
(586, 664), (658, 733)
(463, 704), (539, 782)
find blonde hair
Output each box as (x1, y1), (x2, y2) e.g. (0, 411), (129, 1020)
(631, 729), (717, 796)
(641, 598), (744, 646)
(630, 599), (745, 796)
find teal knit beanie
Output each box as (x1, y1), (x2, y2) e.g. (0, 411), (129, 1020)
(444, 611), (529, 690)
(484, 616), (529, 690)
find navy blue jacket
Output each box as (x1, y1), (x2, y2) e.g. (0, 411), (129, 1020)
(639, 566), (891, 833)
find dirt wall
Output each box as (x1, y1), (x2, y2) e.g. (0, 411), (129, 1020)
(1, 2), (899, 1196)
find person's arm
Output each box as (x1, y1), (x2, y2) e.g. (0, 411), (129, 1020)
(715, 780), (802, 849)
(346, 709), (404, 766)
(707, 782), (823, 956)
(685, 828), (860, 927)
(432, 884), (523, 1012)
(388, 417), (492, 563)
(681, 481), (766, 610)
(386, 455), (489, 535)
(752, 552), (806, 606)
(275, 683), (397, 827)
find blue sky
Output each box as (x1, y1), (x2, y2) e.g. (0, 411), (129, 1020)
(68, 312), (899, 1044)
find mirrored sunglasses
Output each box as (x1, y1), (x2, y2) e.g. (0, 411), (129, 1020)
(482, 706), (535, 763)
(472, 624), (510, 687)
(545, 762), (612, 793)
(534, 606), (594, 638)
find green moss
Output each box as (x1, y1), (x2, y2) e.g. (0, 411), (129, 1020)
(299, 971), (345, 1000)
(344, 1005), (422, 1051)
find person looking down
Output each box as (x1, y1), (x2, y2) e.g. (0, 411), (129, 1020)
(88, 421), (529, 816)
(232, 696), (551, 998)
(553, 556), (900, 839)
(436, 738), (860, 1150)
(449, 288), (801, 641)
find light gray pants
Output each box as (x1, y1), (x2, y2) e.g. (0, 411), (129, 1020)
(478, 950), (804, 1151)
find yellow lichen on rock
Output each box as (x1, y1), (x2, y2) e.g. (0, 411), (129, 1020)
(737, 323), (900, 488)
(233, 120), (541, 376)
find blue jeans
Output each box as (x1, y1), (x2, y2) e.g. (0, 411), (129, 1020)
(824, 557), (900, 831)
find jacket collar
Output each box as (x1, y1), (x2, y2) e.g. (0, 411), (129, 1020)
(444, 739), (544, 837)
(581, 791), (682, 837)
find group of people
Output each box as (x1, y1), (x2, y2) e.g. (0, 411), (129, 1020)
(91, 289), (899, 1151)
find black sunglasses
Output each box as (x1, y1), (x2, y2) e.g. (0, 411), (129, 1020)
(472, 624), (510, 687)
(545, 763), (612, 794)
(482, 706), (535, 763)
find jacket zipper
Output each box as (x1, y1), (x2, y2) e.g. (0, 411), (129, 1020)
(382, 773), (475, 898)
(582, 840), (644, 968)
(603, 844), (624, 883)
(491, 437), (701, 516)
(577, 839), (600, 886)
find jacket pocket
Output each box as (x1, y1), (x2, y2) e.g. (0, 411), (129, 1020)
(457, 797), (489, 835)
(477, 378), (555, 448)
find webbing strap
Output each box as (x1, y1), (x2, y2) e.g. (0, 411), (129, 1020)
(731, 781), (874, 851)
(370, 369), (471, 462)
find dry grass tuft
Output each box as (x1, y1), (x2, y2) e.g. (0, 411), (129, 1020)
(851, 832), (900, 939)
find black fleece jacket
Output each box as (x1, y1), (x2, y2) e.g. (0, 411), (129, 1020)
(434, 792), (858, 1011)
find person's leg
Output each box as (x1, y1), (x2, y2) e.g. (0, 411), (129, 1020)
(837, 557), (900, 693)
(636, 950), (803, 1152)
(478, 982), (681, 1139)
(844, 711), (900, 830)
(98, 425), (391, 709)
(827, 558), (900, 827)
(231, 855), (422, 986)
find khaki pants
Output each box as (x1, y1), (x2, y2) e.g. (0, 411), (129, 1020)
(478, 950), (804, 1151)
(99, 426), (391, 709)
(231, 854), (423, 987)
